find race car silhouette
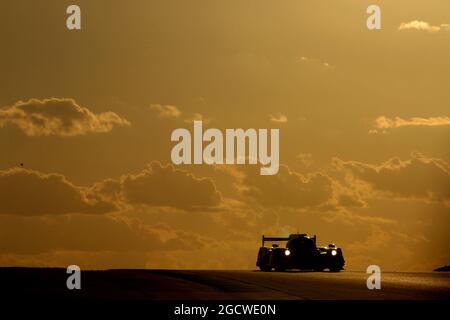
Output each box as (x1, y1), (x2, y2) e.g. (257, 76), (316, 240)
(256, 233), (345, 272)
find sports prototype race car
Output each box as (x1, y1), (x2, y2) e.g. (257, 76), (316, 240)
(256, 233), (345, 272)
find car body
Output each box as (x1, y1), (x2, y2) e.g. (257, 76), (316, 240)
(256, 233), (345, 272)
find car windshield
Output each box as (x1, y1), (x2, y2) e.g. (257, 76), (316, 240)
(289, 237), (315, 250)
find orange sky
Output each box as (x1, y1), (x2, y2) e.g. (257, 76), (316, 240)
(0, 0), (449, 271)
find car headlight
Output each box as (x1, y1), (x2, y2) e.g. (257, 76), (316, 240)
(284, 249), (291, 256)
(331, 249), (337, 256)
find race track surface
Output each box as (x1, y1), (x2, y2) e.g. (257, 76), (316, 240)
(1, 268), (449, 300)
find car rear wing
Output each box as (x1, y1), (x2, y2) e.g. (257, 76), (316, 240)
(261, 234), (317, 246)
(261, 235), (290, 246)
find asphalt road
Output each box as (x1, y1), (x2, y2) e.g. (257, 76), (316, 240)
(2, 268), (449, 300)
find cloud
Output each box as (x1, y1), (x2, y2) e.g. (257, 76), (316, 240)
(331, 181), (368, 209)
(297, 153), (313, 167)
(150, 104), (181, 118)
(333, 153), (450, 203)
(0, 98), (130, 136)
(0, 168), (118, 216)
(346, 225), (416, 271)
(269, 113), (288, 123)
(241, 165), (333, 208)
(373, 116), (450, 131)
(0, 162), (222, 216)
(96, 162), (222, 211)
(296, 56), (331, 68)
(398, 20), (449, 33)
(184, 113), (210, 124)
(0, 214), (211, 256)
